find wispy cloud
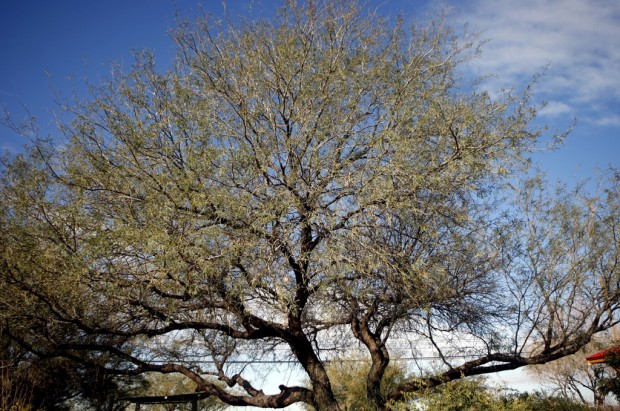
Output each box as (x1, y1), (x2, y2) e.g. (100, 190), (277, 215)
(593, 114), (620, 127)
(457, 0), (620, 118)
(0, 89), (18, 98)
(538, 101), (572, 118)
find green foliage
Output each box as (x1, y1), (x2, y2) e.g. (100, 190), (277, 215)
(417, 378), (504, 411)
(500, 391), (594, 411)
(303, 357), (407, 410)
(598, 351), (620, 402)
(390, 378), (594, 411)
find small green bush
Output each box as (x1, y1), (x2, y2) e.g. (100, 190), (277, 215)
(389, 377), (594, 411)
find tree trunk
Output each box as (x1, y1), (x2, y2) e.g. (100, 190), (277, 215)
(367, 345), (389, 410)
(286, 331), (341, 411)
(350, 316), (390, 410)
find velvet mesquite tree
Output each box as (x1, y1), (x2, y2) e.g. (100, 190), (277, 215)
(1, 2), (619, 410)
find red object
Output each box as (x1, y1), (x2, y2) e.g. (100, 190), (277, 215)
(586, 346), (620, 365)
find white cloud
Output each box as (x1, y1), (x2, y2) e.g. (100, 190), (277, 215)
(538, 101), (572, 117)
(457, 0), (620, 111)
(593, 114), (620, 127)
(0, 89), (18, 98)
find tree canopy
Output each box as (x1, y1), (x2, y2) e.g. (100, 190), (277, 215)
(1, 1), (619, 410)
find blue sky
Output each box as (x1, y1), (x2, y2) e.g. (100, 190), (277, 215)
(1, 0), (619, 185)
(454, 0), (620, 183)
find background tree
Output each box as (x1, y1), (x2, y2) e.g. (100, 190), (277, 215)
(530, 334), (618, 407)
(598, 350), (620, 403)
(1, 1), (619, 410)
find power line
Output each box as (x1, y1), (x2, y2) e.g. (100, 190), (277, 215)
(145, 353), (530, 365)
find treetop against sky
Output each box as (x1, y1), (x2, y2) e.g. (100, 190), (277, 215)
(1, 0), (619, 181)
